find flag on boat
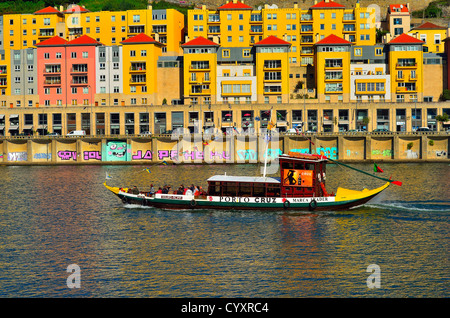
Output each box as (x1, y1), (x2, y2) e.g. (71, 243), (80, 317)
(374, 163), (384, 173)
(106, 172), (113, 180)
(143, 168), (151, 173)
(161, 161), (168, 165)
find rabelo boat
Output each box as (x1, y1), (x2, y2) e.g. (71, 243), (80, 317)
(104, 152), (400, 211)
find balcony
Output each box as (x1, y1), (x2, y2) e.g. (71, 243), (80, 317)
(396, 62), (417, 69)
(409, 75), (417, 81)
(396, 86), (417, 93)
(190, 65), (210, 72)
(0, 68), (7, 76)
(300, 26), (313, 33)
(43, 79), (61, 86)
(0, 80), (7, 87)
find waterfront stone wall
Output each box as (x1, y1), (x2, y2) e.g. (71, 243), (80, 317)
(1, 132), (448, 165)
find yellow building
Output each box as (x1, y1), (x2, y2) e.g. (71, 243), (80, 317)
(1, 4), (184, 56)
(120, 33), (164, 105)
(181, 36), (219, 106)
(254, 36), (291, 104)
(387, 33), (424, 103)
(409, 22), (449, 53)
(314, 34), (351, 103)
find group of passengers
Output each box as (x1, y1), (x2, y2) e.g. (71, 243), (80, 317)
(150, 184), (207, 197)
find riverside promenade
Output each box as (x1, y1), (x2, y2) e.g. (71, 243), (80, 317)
(0, 131), (449, 165)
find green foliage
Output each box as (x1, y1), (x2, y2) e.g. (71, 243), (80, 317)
(436, 113), (449, 122)
(412, 0), (447, 18)
(440, 89), (450, 101)
(407, 142), (414, 150)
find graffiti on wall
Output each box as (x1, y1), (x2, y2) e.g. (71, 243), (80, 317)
(33, 153), (52, 160)
(84, 151), (101, 161)
(104, 141), (129, 161)
(8, 152), (28, 162)
(132, 150), (153, 160)
(58, 151), (77, 161)
(372, 149), (392, 157)
(290, 147), (338, 160)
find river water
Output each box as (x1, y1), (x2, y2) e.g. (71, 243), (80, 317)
(0, 162), (448, 298)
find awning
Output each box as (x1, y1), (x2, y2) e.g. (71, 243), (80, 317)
(23, 125), (33, 130)
(0, 125), (5, 130)
(9, 114), (19, 119)
(37, 125), (47, 129)
(0, 114), (4, 119)
(9, 126), (18, 130)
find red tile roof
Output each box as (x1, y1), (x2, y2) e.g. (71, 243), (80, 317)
(310, 0), (345, 9)
(254, 35), (291, 46)
(182, 36), (219, 47)
(35, 36), (68, 47)
(218, 1), (253, 10)
(121, 33), (163, 45)
(412, 22), (447, 30)
(389, 4), (409, 13)
(67, 35), (102, 46)
(64, 5), (89, 13)
(34, 6), (61, 14)
(315, 34), (351, 45)
(388, 33), (424, 44)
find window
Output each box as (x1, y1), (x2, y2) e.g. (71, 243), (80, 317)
(243, 49), (250, 57)
(130, 50), (136, 57)
(82, 52), (88, 58)
(434, 34), (441, 44)
(222, 49), (230, 57)
(71, 52), (77, 58)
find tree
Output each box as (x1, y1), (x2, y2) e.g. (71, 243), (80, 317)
(435, 113), (449, 131)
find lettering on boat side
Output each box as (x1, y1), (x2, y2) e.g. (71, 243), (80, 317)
(66, 264), (81, 289)
(219, 196), (276, 203)
(160, 195), (183, 200)
(291, 197), (331, 203)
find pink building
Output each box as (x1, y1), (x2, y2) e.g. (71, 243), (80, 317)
(36, 35), (102, 107)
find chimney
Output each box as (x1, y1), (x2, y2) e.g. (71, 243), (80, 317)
(202, 5), (206, 10)
(233, 0), (237, 4)
(294, 2), (298, 9)
(60, 5), (63, 12)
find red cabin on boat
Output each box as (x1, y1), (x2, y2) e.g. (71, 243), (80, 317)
(207, 152), (329, 198)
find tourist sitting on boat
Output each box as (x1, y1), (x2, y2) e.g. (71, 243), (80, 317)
(193, 186), (200, 196)
(150, 184), (155, 195)
(156, 187), (163, 194)
(176, 187), (184, 195)
(199, 186), (207, 196)
(185, 187), (193, 196)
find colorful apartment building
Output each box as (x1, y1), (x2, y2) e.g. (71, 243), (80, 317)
(387, 33), (424, 103)
(314, 34), (351, 104)
(0, 4), (184, 55)
(0, 1), (449, 137)
(35, 35), (102, 108)
(409, 22), (449, 53)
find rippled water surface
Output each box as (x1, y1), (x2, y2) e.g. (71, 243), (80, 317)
(0, 162), (448, 297)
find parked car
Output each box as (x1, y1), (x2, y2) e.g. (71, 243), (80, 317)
(372, 128), (390, 133)
(140, 131), (152, 136)
(415, 127), (430, 132)
(67, 130), (86, 137)
(47, 132), (60, 137)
